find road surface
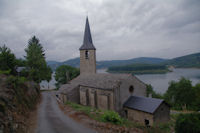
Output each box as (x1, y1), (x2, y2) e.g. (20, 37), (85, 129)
(36, 92), (96, 133)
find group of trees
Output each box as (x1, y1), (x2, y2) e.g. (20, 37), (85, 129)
(164, 77), (200, 110)
(0, 45), (17, 74)
(1, 35), (80, 89)
(54, 65), (80, 88)
(175, 113), (200, 133)
(147, 77), (200, 111)
(0, 36), (52, 84)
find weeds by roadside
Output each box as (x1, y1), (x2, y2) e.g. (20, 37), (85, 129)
(65, 101), (174, 133)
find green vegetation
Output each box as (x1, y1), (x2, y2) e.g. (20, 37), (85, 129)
(108, 63), (169, 74)
(164, 77), (200, 110)
(0, 36), (52, 84)
(66, 101), (125, 125)
(164, 52), (200, 68)
(146, 84), (163, 99)
(66, 101), (173, 133)
(0, 45), (16, 74)
(147, 77), (200, 111)
(3, 75), (40, 112)
(0, 69), (11, 75)
(102, 111), (123, 124)
(55, 65), (79, 88)
(25, 36), (52, 83)
(175, 113), (200, 133)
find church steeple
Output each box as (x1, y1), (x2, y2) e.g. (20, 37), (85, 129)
(79, 17), (96, 75)
(79, 17), (96, 50)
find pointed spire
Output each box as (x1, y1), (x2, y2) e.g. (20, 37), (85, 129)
(79, 17), (96, 50)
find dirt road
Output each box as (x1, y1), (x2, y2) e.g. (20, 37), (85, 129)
(36, 92), (96, 133)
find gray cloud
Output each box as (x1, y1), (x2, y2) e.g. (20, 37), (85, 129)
(0, 0), (200, 61)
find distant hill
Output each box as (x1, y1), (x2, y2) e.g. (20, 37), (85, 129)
(107, 52), (200, 74)
(164, 52), (200, 68)
(107, 63), (169, 74)
(97, 57), (167, 68)
(47, 58), (80, 70)
(47, 52), (200, 71)
(47, 57), (167, 71)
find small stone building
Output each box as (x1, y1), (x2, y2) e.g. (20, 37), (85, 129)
(123, 96), (170, 126)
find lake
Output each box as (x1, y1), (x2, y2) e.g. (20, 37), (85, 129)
(136, 68), (200, 94)
(98, 68), (200, 94)
(41, 68), (200, 93)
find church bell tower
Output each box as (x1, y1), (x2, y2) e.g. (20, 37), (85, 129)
(79, 17), (96, 74)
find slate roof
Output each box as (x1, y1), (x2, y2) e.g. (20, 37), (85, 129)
(79, 17), (96, 50)
(59, 73), (139, 93)
(123, 96), (165, 114)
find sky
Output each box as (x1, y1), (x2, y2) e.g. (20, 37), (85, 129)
(0, 0), (200, 62)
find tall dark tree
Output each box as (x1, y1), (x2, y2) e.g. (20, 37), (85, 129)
(25, 36), (50, 83)
(0, 44), (16, 74)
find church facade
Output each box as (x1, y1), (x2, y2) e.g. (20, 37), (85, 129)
(58, 17), (170, 126)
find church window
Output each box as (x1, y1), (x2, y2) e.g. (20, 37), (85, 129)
(129, 85), (134, 93)
(85, 50), (89, 59)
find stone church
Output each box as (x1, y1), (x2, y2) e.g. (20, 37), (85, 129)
(58, 17), (170, 126)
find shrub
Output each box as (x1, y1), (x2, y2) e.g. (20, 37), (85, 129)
(0, 70), (11, 75)
(175, 113), (200, 133)
(102, 111), (123, 124)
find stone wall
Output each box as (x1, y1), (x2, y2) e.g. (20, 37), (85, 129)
(154, 102), (170, 123)
(80, 50), (96, 74)
(61, 86), (80, 103)
(119, 76), (147, 114)
(79, 86), (114, 110)
(124, 108), (154, 126)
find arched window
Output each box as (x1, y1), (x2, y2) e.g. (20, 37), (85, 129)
(85, 50), (89, 59)
(129, 85), (134, 93)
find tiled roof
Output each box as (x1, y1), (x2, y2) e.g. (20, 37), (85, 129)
(59, 73), (135, 93)
(123, 96), (166, 114)
(79, 17), (96, 50)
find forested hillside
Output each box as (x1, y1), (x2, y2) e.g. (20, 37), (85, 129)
(107, 64), (169, 74)
(164, 52), (200, 68)
(48, 57), (167, 70)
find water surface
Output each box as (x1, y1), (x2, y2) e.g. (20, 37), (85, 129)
(136, 68), (200, 94)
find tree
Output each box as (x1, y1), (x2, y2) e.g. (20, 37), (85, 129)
(0, 44), (16, 74)
(25, 36), (50, 83)
(164, 77), (195, 109)
(55, 65), (80, 88)
(175, 113), (200, 133)
(146, 84), (163, 99)
(16, 58), (26, 67)
(193, 83), (200, 110)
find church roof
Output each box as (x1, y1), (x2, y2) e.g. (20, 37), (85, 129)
(59, 73), (144, 93)
(123, 96), (168, 114)
(79, 17), (96, 50)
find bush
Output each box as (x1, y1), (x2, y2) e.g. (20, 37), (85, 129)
(175, 113), (200, 133)
(102, 111), (123, 124)
(0, 70), (11, 75)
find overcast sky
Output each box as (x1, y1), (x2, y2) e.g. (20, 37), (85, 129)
(0, 0), (200, 61)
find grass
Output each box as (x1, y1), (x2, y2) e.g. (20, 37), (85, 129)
(65, 102), (175, 132)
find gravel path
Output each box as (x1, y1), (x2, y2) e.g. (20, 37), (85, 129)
(36, 92), (96, 133)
